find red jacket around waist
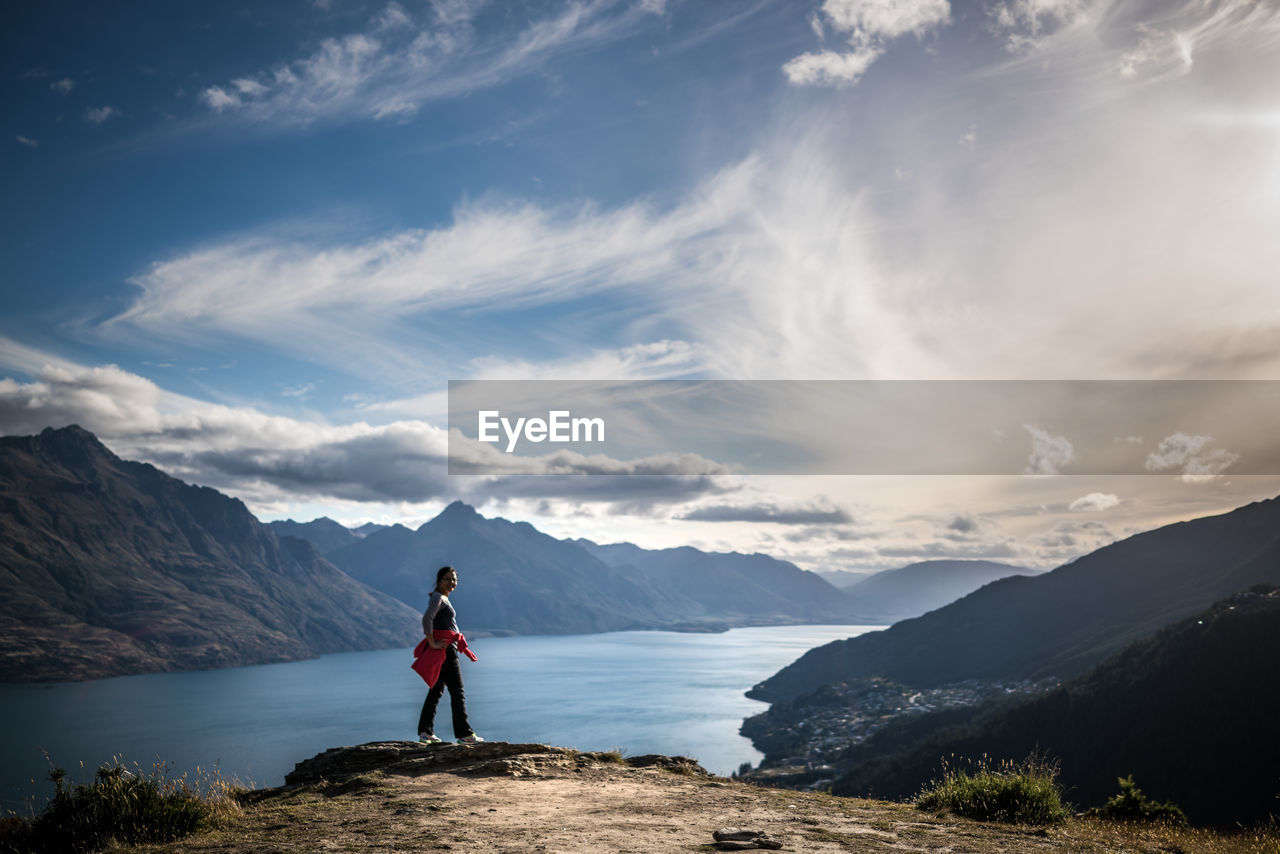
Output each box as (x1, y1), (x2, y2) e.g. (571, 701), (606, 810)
(411, 630), (477, 687)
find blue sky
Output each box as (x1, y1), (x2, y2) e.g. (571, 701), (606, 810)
(4, 0), (1280, 576)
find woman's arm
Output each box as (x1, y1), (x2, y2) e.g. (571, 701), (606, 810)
(422, 592), (443, 638)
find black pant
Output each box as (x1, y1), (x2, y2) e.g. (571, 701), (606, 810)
(418, 646), (472, 738)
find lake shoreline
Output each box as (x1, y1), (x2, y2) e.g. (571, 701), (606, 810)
(0, 624), (882, 810)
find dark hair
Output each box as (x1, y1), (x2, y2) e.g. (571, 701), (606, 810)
(436, 566), (455, 583)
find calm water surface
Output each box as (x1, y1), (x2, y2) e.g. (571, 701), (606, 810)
(0, 624), (882, 808)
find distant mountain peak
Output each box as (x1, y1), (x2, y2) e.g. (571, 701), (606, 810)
(420, 500), (481, 532)
(440, 500), (478, 517)
(36, 423), (110, 452)
(12, 423), (118, 473)
(41, 423), (95, 438)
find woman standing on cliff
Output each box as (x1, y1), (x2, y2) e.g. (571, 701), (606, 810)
(418, 565), (484, 744)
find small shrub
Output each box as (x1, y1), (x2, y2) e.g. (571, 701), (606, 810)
(591, 749), (627, 765)
(1087, 775), (1187, 826)
(915, 755), (1070, 826)
(11, 758), (243, 853)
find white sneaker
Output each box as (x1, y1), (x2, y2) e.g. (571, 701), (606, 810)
(418, 733), (443, 744)
(457, 733), (485, 744)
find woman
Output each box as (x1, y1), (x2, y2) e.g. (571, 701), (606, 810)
(418, 565), (484, 744)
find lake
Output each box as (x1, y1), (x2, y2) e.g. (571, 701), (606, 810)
(0, 624), (882, 809)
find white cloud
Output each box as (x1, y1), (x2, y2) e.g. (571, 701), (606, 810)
(280, 383), (317, 399)
(1144, 432), (1239, 482)
(83, 105), (120, 125)
(990, 0), (1089, 51)
(16, 136), (38, 148)
(449, 428), (734, 477)
(375, 2), (414, 30)
(467, 340), (709, 381)
(50, 77), (74, 95)
(193, 0), (649, 129)
(0, 349), (732, 508)
(821, 0), (951, 42)
(109, 160), (754, 375)
(1069, 491), (1119, 511)
(783, 47), (882, 87)
(678, 498), (852, 524)
(1024, 425), (1075, 475)
(431, 0), (487, 27)
(784, 0), (949, 87)
(107, 148), (934, 382)
(200, 86), (242, 111)
(98, 0), (1280, 393)
(1117, 1), (1280, 82)
(808, 12), (825, 40)
(231, 77), (269, 96)
(992, 0), (1280, 80)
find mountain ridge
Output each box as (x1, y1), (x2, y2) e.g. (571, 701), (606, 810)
(829, 587), (1280, 827)
(323, 501), (866, 634)
(749, 495), (1280, 701)
(0, 425), (420, 683)
(841, 559), (1040, 620)
(266, 516), (359, 554)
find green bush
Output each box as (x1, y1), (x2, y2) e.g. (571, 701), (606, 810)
(3, 759), (241, 853)
(915, 755), (1070, 825)
(1087, 775), (1187, 826)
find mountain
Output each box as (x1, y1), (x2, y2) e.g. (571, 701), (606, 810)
(0, 426), (421, 683)
(577, 540), (864, 623)
(842, 560), (1040, 621)
(813, 569), (866, 588)
(267, 517), (359, 554)
(352, 522), (389, 537)
(324, 502), (863, 634)
(325, 502), (690, 634)
(831, 587), (1280, 827)
(750, 496), (1280, 702)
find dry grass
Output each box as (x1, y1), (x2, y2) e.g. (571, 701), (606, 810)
(54, 746), (1278, 854)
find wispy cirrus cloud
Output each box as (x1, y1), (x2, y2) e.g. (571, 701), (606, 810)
(98, 0), (1280, 393)
(195, 0), (656, 129)
(986, 0), (1280, 84)
(989, 0), (1089, 52)
(107, 148), (931, 382)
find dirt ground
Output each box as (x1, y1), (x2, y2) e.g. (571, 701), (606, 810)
(120, 742), (1278, 854)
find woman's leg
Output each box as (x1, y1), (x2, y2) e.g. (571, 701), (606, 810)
(418, 668), (446, 735)
(437, 647), (473, 738)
